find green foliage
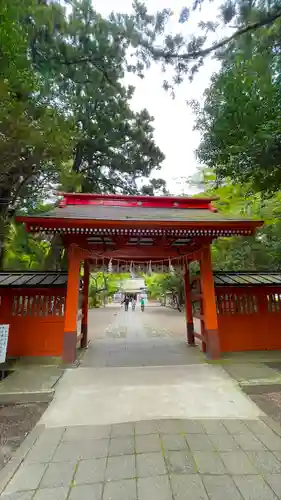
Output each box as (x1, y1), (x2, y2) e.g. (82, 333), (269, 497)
(212, 213), (281, 272)
(88, 272), (130, 307)
(145, 274), (166, 298)
(190, 168), (281, 271)
(0, 0), (75, 264)
(4, 223), (50, 270)
(186, 1), (281, 269)
(0, 0), (167, 202)
(0, 0), (168, 269)
(28, 0), (165, 195)
(0, 0), (75, 203)
(146, 272), (184, 307)
(192, 6), (281, 194)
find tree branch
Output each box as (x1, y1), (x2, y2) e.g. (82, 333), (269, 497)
(11, 174), (35, 206)
(57, 56), (120, 89)
(148, 10), (281, 61)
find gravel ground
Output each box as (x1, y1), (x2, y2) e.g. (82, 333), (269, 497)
(250, 391), (281, 424)
(249, 362), (281, 424)
(0, 403), (48, 470)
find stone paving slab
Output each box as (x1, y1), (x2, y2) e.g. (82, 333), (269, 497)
(138, 475), (172, 500)
(1, 419), (281, 499)
(223, 363), (281, 384)
(103, 478), (137, 500)
(33, 487), (69, 500)
(233, 475), (278, 500)
(203, 475), (243, 500)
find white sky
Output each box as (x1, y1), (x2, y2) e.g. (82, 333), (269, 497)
(93, 0), (225, 194)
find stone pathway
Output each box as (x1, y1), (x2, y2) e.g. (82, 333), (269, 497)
(1, 418), (281, 499)
(1, 305), (281, 499)
(38, 307), (262, 427)
(81, 304), (204, 368)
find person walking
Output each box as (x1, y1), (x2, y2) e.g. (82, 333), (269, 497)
(140, 297), (145, 312)
(123, 295), (129, 311)
(131, 297), (136, 311)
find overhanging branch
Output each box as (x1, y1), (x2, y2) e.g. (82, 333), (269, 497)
(147, 10), (281, 61)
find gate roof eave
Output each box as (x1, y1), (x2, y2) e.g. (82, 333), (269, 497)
(16, 192), (263, 241)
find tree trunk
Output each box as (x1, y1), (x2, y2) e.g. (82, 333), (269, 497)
(0, 188), (12, 270)
(44, 235), (64, 270)
(0, 215), (6, 270)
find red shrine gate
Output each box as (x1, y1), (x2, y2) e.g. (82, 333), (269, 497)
(17, 192), (262, 362)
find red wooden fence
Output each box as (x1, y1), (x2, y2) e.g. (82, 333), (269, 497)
(0, 288), (66, 357)
(216, 286), (281, 352)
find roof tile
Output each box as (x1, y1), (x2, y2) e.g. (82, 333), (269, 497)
(0, 272), (67, 288)
(214, 272), (281, 286)
(36, 205), (253, 223)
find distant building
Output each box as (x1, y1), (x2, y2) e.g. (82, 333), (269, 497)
(113, 291), (122, 302)
(119, 278), (147, 302)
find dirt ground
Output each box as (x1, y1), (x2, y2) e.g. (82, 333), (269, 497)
(0, 403), (48, 470)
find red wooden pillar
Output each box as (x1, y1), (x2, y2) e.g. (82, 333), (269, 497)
(200, 244), (220, 359)
(81, 259), (89, 348)
(183, 259), (195, 345)
(63, 244), (81, 363)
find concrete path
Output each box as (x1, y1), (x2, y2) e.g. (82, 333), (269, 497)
(2, 305), (281, 499)
(40, 305), (263, 426)
(39, 364), (263, 427)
